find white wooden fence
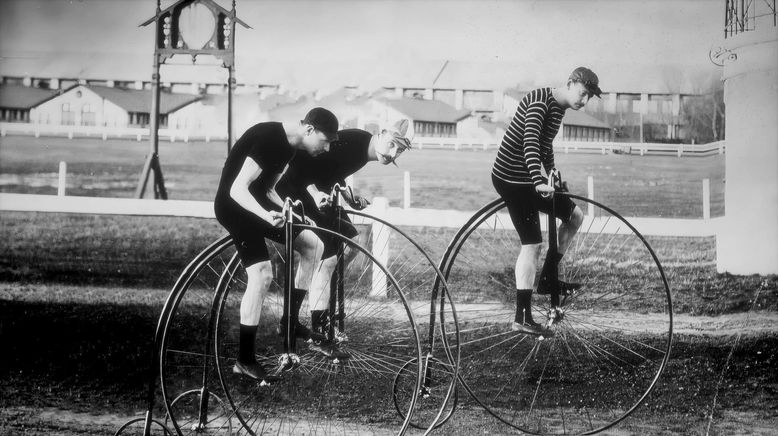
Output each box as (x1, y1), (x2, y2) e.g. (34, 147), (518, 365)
(411, 136), (725, 157)
(0, 192), (722, 238)
(1, 121), (725, 157)
(0, 122), (225, 143)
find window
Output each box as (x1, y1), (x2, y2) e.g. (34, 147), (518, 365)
(413, 121), (456, 137)
(62, 103), (75, 126)
(129, 112), (150, 127)
(81, 104), (96, 126)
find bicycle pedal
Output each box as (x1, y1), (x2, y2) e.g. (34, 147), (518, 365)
(278, 353), (301, 372)
(334, 330), (349, 343)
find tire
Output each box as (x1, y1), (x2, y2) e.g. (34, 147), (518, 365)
(213, 226), (423, 435)
(114, 417), (174, 436)
(439, 195), (673, 435)
(345, 210), (460, 432)
(158, 235), (238, 436)
(163, 389), (233, 435)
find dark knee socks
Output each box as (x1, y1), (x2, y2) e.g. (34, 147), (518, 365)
(515, 289), (534, 324)
(239, 323), (258, 364)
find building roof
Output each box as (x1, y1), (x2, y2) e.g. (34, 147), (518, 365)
(379, 97), (472, 123)
(562, 109), (611, 129)
(1, 51), (723, 97)
(0, 84), (62, 109)
(85, 85), (201, 114)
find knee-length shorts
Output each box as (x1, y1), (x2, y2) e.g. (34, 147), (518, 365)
(492, 174), (576, 245)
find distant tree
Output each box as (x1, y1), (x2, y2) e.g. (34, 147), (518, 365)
(682, 86), (725, 143)
(659, 66), (725, 144)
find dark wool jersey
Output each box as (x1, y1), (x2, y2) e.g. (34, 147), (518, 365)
(278, 129), (372, 198)
(492, 88), (564, 186)
(215, 122), (295, 204)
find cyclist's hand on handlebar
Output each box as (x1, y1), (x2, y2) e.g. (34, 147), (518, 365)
(301, 214), (316, 227)
(268, 211), (285, 228)
(535, 184), (555, 198)
(312, 191), (330, 210)
(348, 195), (370, 210)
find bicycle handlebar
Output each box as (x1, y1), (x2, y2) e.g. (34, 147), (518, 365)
(545, 169), (569, 194)
(281, 197), (306, 224)
(327, 183), (352, 204)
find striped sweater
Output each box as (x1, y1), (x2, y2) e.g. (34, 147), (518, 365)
(492, 88), (564, 186)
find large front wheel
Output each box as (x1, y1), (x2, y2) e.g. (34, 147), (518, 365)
(440, 195), (673, 435)
(213, 226), (423, 435)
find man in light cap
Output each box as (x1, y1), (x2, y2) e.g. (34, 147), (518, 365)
(491, 67), (602, 336)
(276, 119), (413, 358)
(214, 107), (339, 383)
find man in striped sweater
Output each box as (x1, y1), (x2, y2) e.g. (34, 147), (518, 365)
(492, 67), (602, 336)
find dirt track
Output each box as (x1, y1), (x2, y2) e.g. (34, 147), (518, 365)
(1, 284), (777, 435)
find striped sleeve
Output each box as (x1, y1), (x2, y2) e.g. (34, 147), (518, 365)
(522, 100), (549, 186)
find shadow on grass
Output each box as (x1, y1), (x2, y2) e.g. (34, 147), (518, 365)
(0, 299), (160, 415)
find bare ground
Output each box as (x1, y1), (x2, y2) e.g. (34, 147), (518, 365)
(1, 284), (776, 435)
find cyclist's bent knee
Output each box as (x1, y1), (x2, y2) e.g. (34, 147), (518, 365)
(295, 229), (324, 259)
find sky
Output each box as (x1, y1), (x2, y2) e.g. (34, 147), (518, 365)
(0, 0), (723, 63)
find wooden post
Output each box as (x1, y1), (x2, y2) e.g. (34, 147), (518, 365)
(370, 197), (390, 297)
(703, 178), (711, 220)
(57, 161), (67, 197)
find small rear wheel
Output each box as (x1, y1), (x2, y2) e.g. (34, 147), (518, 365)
(114, 418), (173, 436)
(163, 389), (233, 435)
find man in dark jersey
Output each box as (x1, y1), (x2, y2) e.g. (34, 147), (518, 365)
(492, 67), (602, 336)
(214, 107), (339, 382)
(276, 119), (412, 356)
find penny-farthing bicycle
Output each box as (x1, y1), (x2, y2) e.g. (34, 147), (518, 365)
(154, 191), (459, 436)
(432, 171), (672, 435)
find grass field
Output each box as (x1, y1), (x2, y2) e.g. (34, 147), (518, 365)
(0, 135), (724, 217)
(0, 210), (776, 435)
(2, 136), (776, 435)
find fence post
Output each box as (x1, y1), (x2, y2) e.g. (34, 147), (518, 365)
(403, 171), (411, 209)
(370, 197), (390, 297)
(587, 175), (595, 217)
(57, 161), (67, 196)
(702, 178), (710, 220)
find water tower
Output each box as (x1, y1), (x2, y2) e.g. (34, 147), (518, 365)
(711, 0), (778, 274)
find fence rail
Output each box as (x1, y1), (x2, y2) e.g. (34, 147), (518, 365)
(0, 122), (726, 157)
(0, 122), (226, 143)
(0, 193), (722, 237)
(403, 136), (725, 157)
